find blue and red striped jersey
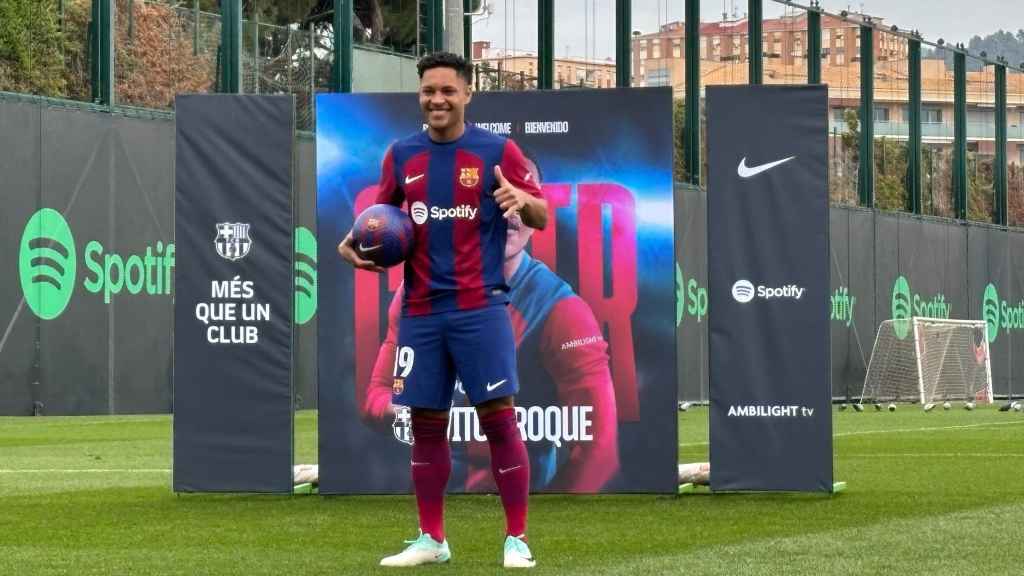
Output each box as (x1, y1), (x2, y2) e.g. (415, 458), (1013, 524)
(375, 123), (542, 316)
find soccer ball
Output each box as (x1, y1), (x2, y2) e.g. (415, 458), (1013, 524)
(923, 403), (935, 412)
(1013, 402), (1023, 412)
(887, 403), (897, 412)
(352, 204), (414, 268)
(852, 403), (864, 412)
(943, 402), (952, 410)
(964, 402), (976, 411)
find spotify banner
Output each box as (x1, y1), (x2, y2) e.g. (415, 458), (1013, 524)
(707, 85), (832, 492)
(173, 95), (294, 492)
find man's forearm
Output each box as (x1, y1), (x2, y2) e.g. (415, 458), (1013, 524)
(519, 195), (548, 230)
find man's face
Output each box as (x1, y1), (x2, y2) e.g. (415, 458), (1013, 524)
(419, 67), (472, 133)
(504, 212), (535, 261)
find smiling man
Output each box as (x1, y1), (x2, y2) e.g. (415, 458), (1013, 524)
(337, 52), (547, 568)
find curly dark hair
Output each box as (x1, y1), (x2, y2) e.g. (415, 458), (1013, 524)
(417, 52), (473, 84)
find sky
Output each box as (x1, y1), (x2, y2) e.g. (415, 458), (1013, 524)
(472, 1), (1024, 61)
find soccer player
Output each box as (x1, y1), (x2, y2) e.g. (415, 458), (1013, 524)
(337, 52), (547, 568)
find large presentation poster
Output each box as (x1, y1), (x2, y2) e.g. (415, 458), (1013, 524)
(316, 88), (676, 493)
(173, 95), (294, 493)
(707, 85), (833, 492)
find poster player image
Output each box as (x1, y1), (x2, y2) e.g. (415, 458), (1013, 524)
(358, 211), (619, 493)
(336, 52), (545, 568)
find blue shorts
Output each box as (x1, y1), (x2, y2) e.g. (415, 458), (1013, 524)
(391, 304), (519, 410)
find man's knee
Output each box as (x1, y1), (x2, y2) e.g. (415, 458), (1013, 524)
(475, 396), (515, 417)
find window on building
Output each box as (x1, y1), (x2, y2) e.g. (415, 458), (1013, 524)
(647, 67), (670, 87)
(874, 106), (890, 123)
(1019, 144), (1024, 165)
(823, 29), (831, 45)
(652, 40), (661, 59)
(923, 107), (943, 124)
(673, 38), (681, 58)
(832, 108), (849, 123)
(836, 53), (845, 65)
(700, 41), (708, 59)
(640, 42), (647, 59)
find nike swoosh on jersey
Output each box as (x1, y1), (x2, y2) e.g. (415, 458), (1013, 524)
(411, 461), (430, 467)
(486, 379), (508, 392)
(737, 156), (796, 178)
(498, 465), (522, 475)
(404, 173), (424, 185)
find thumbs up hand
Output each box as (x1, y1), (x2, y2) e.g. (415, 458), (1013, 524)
(494, 165), (527, 220)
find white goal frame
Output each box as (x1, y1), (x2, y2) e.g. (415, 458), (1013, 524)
(861, 317), (994, 406)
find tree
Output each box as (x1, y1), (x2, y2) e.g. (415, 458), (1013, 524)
(0, 0), (66, 96)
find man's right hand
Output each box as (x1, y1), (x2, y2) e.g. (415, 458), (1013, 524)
(337, 231), (386, 273)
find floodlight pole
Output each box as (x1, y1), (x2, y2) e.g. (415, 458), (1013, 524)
(537, 0), (554, 89)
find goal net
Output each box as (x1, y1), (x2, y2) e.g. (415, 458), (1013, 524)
(861, 318), (993, 407)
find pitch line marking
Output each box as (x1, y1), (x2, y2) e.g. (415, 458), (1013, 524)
(0, 469), (171, 474)
(678, 419), (1024, 446)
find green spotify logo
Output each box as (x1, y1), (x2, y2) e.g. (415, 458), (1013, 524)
(294, 226), (317, 325)
(18, 209), (175, 320)
(983, 284), (1000, 343)
(675, 261), (707, 328)
(891, 276), (912, 339)
(890, 275), (951, 339)
(981, 283), (1024, 343)
(19, 209), (77, 320)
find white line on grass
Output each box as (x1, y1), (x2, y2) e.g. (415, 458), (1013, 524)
(678, 419), (1024, 447)
(0, 469), (171, 474)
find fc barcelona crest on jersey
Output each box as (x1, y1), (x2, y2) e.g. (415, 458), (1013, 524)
(215, 222), (253, 261)
(459, 167), (480, 187)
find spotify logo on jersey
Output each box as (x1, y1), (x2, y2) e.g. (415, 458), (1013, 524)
(19, 209), (77, 320)
(294, 226), (317, 325)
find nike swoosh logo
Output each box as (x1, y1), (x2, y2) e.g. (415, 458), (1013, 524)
(486, 379), (508, 392)
(498, 465), (522, 475)
(411, 461), (430, 467)
(405, 173), (424, 185)
(737, 156), (796, 178)
(358, 243), (381, 253)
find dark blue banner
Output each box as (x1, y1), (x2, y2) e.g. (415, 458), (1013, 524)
(707, 85), (833, 492)
(316, 88), (676, 494)
(173, 95), (294, 493)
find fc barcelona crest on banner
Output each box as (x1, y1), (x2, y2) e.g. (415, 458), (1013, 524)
(215, 222), (253, 261)
(392, 405), (413, 445)
(459, 167), (479, 187)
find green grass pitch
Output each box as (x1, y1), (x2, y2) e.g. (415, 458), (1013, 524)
(1, 407), (1022, 575)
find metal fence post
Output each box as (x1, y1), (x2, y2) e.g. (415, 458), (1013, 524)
(615, 0), (630, 87)
(748, 0), (762, 85)
(684, 0), (701, 185)
(908, 38), (922, 213)
(333, 0), (352, 93)
(859, 25), (874, 208)
(954, 50), (967, 219)
(995, 64), (1008, 225)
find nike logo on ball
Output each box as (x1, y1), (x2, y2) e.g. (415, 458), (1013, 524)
(358, 243), (382, 253)
(737, 156), (796, 178)
(405, 173), (424, 185)
(486, 379), (508, 392)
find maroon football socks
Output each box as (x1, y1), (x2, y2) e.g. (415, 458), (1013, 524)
(410, 414), (451, 542)
(480, 407), (530, 538)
